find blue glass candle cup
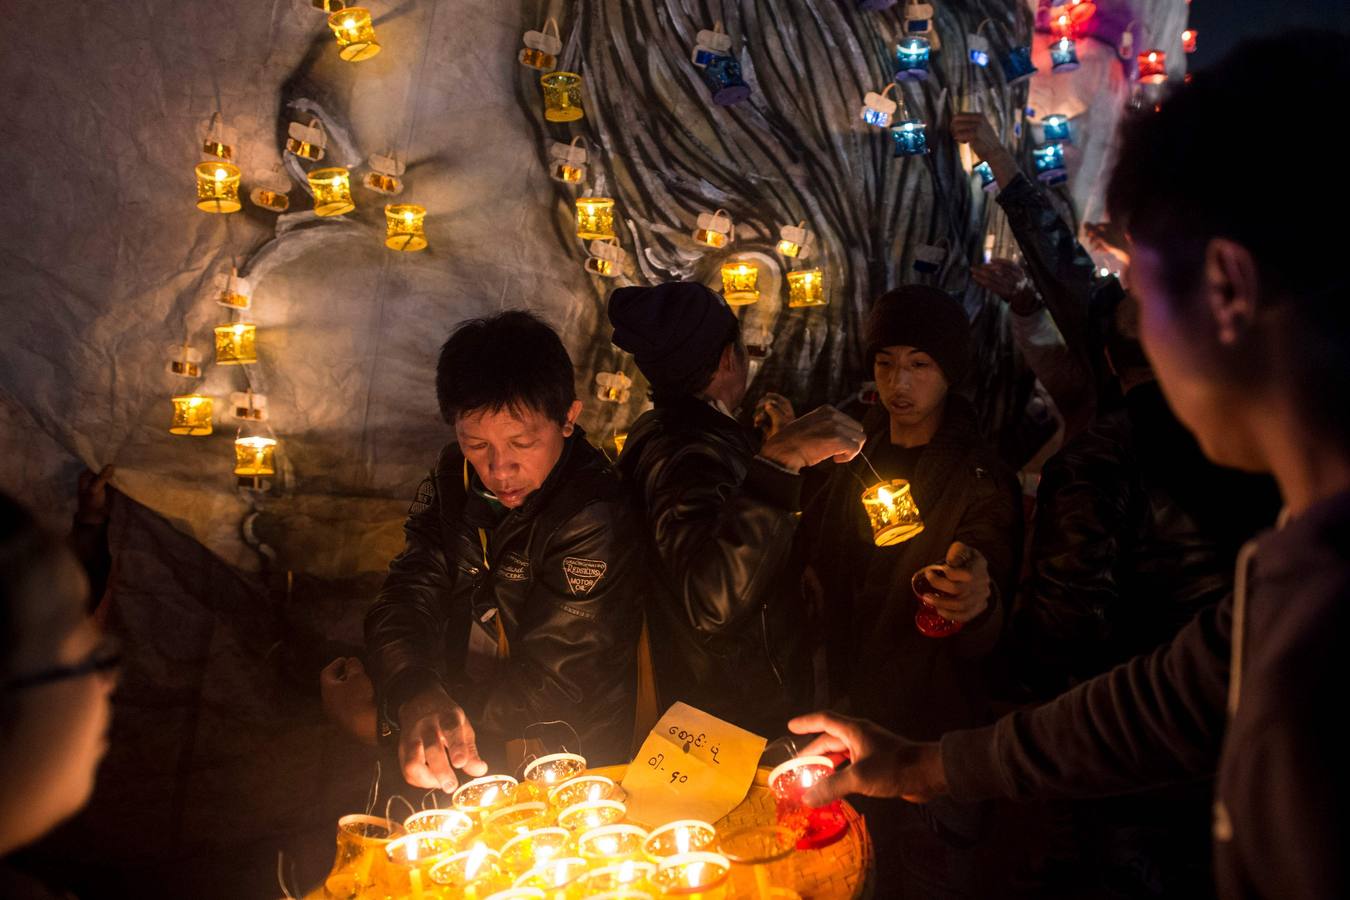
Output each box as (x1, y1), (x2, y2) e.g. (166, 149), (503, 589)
(702, 54), (751, 106)
(890, 119), (928, 157)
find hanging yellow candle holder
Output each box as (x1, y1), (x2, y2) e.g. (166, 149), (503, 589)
(692, 210), (733, 249)
(523, 753), (588, 787)
(234, 429), (278, 477)
(200, 112), (236, 161)
(286, 118), (328, 162)
(166, 343), (203, 379)
(308, 166), (355, 216)
(541, 71), (585, 122)
(786, 268), (826, 308)
(214, 322), (257, 365)
(720, 261), (760, 305)
(548, 136), (588, 184)
(322, 814), (402, 900)
(169, 394), (213, 436)
(249, 166), (291, 213)
(575, 197), (616, 241)
(312, 0), (346, 10)
(498, 828), (571, 877)
(777, 222), (815, 259)
(577, 824), (649, 863)
(860, 478), (924, 546)
(612, 432), (628, 455)
(385, 204), (428, 252)
(214, 268), (251, 310)
(556, 799), (626, 833)
(363, 151), (405, 195)
(518, 18), (563, 71)
(229, 391), (268, 422)
(595, 371), (632, 403)
(328, 7), (381, 61)
(404, 808), (477, 844)
(195, 161), (242, 213)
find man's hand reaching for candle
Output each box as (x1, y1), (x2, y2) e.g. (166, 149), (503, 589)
(787, 712), (947, 805)
(916, 541), (991, 623)
(398, 685), (488, 790)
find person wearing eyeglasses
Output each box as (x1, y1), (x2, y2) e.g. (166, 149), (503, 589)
(1, 492), (119, 895)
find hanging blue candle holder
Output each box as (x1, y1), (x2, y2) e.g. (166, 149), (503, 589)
(974, 160), (998, 192)
(1042, 114), (1072, 144)
(890, 119), (928, 157)
(1033, 143), (1067, 185)
(1050, 37), (1080, 73)
(893, 37), (932, 82)
(701, 54), (751, 106)
(1001, 44), (1038, 85)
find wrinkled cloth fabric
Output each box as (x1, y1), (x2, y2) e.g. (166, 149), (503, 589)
(944, 488), (1350, 900)
(617, 395), (808, 737)
(365, 429), (642, 766)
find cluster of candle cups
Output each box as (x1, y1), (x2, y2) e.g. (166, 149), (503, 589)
(321, 752), (818, 899)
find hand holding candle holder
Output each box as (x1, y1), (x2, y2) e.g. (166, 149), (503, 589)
(911, 543), (984, 638)
(768, 756), (849, 850)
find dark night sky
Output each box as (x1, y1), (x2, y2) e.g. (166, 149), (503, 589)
(1186, 0), (1350, 70)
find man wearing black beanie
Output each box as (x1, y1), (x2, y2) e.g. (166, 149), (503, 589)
(797, 284), (1022, 894)
(608, 281), (864, 735)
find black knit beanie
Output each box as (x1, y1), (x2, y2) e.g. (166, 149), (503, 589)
(608, 282), (737, 389)
(864, 285), (971, 384)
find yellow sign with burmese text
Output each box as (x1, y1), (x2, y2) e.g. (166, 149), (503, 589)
(621, 702), (766, 828)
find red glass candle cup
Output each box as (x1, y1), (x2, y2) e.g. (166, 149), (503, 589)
(912, 565), (964, 638)
(768, 756), (848, 850)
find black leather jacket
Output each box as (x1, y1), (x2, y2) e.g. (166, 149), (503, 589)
(365, 430), (642, 765)
(1015, 383), (1281, 694)
(618, 395), (808, 736)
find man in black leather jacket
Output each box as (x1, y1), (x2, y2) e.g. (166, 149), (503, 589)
(365, 311), (642, 788)
(607, 282), (864, 736)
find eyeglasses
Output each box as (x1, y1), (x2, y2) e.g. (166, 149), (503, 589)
(2, 634), (122, 692)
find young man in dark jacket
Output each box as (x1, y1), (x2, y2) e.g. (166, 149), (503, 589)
(365, 311), (642, 788)
(607, 282), (864, 736)
(790, 32), (1350, 900)
(799, 285), (1022, 893)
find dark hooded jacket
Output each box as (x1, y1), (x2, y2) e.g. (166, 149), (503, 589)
(365, 430), (642, 766)
(617, 394), (809, 736)
(800, 396), (1022, 739)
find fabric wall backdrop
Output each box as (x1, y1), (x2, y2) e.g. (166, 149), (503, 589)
(0, 0), (1182, 578)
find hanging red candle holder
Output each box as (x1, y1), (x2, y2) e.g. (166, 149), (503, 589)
(1137, 49), (1167, 84)
(1182, 29), (1197, 54)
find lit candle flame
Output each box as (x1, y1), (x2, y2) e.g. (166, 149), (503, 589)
(213, 167), (228, 181)
(675, 827), (691, 855)
(465, 842), (489, 879)
(343, 16), (358, 32)
(619, 860), (637, 883)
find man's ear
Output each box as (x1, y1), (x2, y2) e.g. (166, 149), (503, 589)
(719, 339), (741, 373)
(561, 399), (583, 436)
(1204, 238), (1261, 347)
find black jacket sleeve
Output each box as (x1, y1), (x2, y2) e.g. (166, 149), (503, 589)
(472, 498), (639, 752)
(635, 435), (800, 636)
(365, 472), (456, 725)
(997, 173), (1122, 414)
(950, 462), (1023, 659)
(1014, 439), (1132, 686)
(942, 592), (1230, 800)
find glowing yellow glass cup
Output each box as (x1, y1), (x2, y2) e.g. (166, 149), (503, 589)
(322, 814), (402, 900)
(720, 262), (760, 305)
(169, 395), (213, 436)
(214, 323), (257, 365)
(308, 167), (355, 216)
(541, 71), (584, 122)
(328, 7), (381, 61)
(860, 478), (924, 546)
(234, 434), (278, 477)
(786, 269), (826, 308)
(195, 162), (241, 213)
(576, 197), (616, 241)
(385, 204), (428, 252)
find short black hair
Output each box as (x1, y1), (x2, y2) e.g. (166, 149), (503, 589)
(648, 317), (742, 403)
(1107, 30), (1350, 443)
(436, 310), (576, 426)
